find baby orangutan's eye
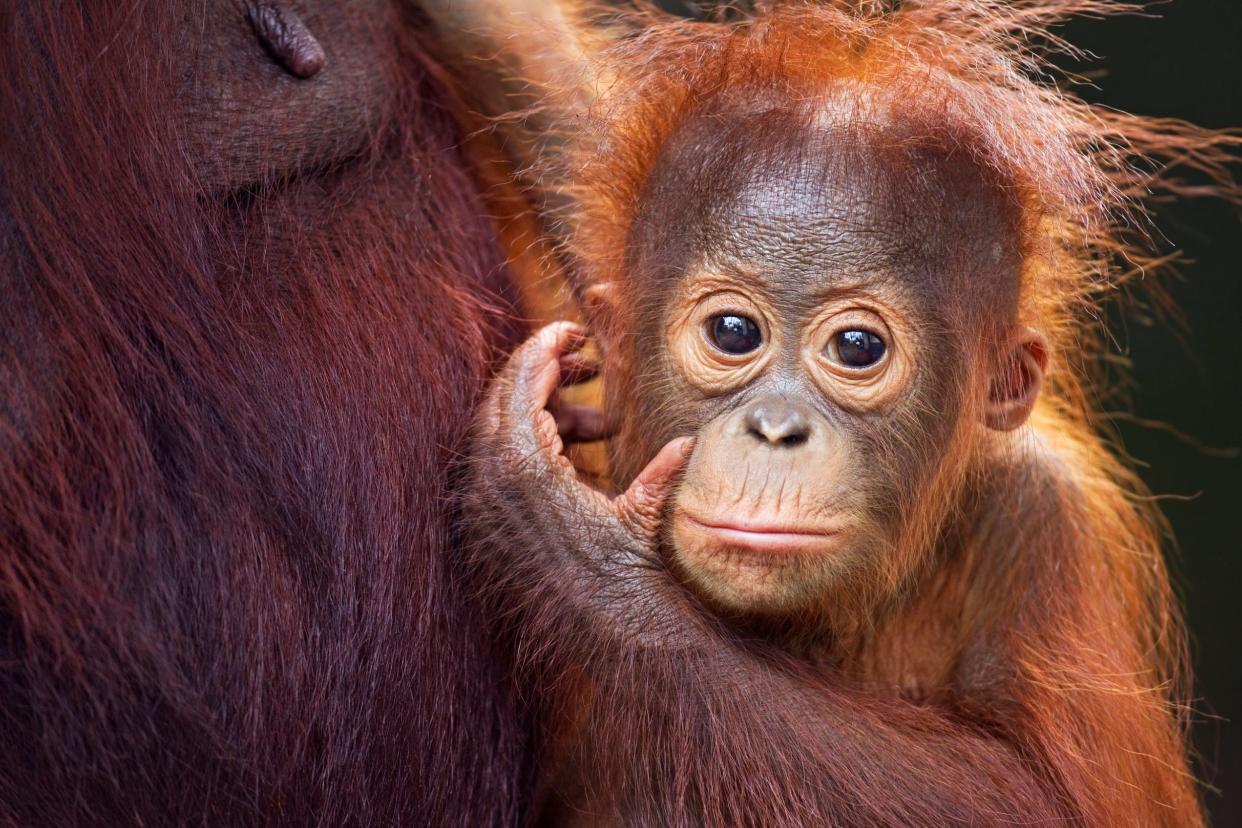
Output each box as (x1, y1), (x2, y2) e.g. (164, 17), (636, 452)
(707, 314), (762, 355)
(832, 330), (886, 368)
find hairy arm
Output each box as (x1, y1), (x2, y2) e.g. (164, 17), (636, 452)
(958, 423), (1204, 827)
(415, 0), (605, 171)
(463, 323), (1071, 825)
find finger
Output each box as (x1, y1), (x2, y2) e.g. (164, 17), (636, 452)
(553, 404), (617, 443)
(557, 351), (601, 387)
(613, 437), (696, 539)
(507, 321), (586, 421)
(534, 409), (575, 469)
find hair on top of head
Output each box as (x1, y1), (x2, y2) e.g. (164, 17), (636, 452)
(560, 1), (1238, 389)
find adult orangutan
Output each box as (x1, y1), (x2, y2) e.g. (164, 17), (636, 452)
(451, 2), (1240, 824)
(0, 1), (539, 824)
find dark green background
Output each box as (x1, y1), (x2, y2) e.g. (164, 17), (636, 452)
(652, 1), (1241, 820)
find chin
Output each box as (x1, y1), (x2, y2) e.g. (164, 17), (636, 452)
(667, 508), (855, 616)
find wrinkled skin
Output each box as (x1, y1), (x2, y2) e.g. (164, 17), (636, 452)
(516, 112), (1042, 636)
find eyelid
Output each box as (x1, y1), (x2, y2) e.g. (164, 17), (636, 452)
(821, 308), (887, 334)
(801, 300), (913, 411)
(668, 288), (778, 394)
(694, 290), (763, 316)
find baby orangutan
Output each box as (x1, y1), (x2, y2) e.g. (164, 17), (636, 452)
(457, 3), (1224, 825)
(476, 111), (1047, 640)
(464, 112), (1195, 825)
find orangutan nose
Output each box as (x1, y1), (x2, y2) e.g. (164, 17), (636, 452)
(743, 396), (813, 447)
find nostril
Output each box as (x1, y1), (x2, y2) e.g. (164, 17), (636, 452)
(742, 398), (814, 446)
(745, 423), (810, 447)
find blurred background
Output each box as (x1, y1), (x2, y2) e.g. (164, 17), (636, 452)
(649, 1), (1241, 820)
(1062, 4), (1241, 823)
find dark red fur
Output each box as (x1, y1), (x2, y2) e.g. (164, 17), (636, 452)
(1, 2), (530, 823)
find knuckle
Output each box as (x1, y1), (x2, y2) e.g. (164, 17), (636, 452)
(629, 480), (657, 507)
(627, 481), (665, 518)
(616, 498), (659, 538)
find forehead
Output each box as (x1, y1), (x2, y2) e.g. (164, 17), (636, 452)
(630, 106), (1023, 311)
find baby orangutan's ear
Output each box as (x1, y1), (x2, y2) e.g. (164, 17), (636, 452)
(985, 328), (1049, 432)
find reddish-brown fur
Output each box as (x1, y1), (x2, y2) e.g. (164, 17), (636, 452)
(459, 2), (1241, 825)
(2, 1), (1235, 824)
(0, 2), (533, 823)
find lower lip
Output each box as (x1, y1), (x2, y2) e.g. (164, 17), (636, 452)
(679, 514), (839, 555)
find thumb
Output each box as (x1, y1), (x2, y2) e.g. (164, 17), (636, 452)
(613, 437), (696, 541)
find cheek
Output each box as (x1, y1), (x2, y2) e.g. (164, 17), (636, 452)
(852, 381), (974, 518)
(603, 382), (679, 486)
